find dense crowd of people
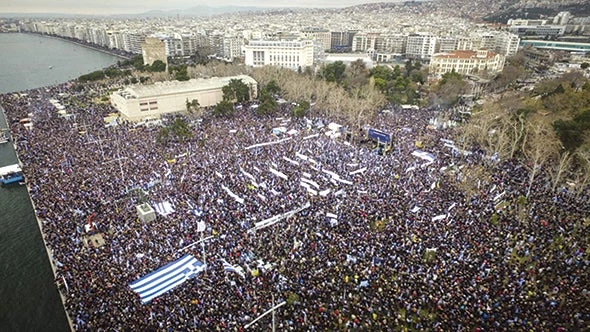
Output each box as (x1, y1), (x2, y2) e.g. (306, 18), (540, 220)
(1, 81), (588, 331)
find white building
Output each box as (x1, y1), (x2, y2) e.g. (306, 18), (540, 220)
(301, 27), (331, 51)
(352, 32), (380, 52)
(553, 11), (572, 25)
(110, 75), (258, 121)
(473, 32), (520, 57)
(429, 50), (505, 77)
(509, 25), (566, 37)
(243, 39), (314, 71)
(324, 54), (373, 69)
(222, 36), (245, 61)
(406, 33), (437, 60)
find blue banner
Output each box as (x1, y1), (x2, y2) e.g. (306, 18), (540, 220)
(368, 128), (391, 143)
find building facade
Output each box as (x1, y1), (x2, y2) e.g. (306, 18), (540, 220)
(406, 33), (437, 60)
(243, 39), (314, 70)
(301, 27), (331, 51)
(111, 75), (258, 121)
(429, 50), (505, 77)
(330, 31), (357, 52)
(141, 37), (168, 67)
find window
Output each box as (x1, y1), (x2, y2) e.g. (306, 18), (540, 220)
(140, 100), (158, 112)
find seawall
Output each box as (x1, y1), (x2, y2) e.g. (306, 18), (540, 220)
(0, 104), (75, 332)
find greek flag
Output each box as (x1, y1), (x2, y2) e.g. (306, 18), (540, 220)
(129, 254), (206, 304)
(221, 259), (245, 279)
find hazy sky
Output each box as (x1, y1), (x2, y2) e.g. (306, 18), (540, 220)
(3, 0), (385, 15)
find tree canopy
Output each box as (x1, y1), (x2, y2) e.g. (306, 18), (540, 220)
(320, 61), (346, 84)
(222, 79), (250, 103)
(213, 100), (235, 118)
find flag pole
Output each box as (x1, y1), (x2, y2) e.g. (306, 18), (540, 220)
(177, 235), (213, 252)
(244, 300), (286, 329)
(272, 294), (276, 332)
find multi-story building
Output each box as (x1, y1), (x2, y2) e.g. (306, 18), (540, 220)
(473, 32), (519, 57)
(90, 28), (109, 48)
(375, 34), (406, 54)
(406, 33), (437, 60)
(456, 37), (474, 51)
(74, 26), (89, 42)
(438, 37), (458, 53)
(352, 32), (380, 52)
(373, 34), (406, 62)
(507, 19), (549, 26)
(509, 25), (566, 37)
(301, 27), (331, 51)
(553, 11), (573, 25)
(330, 30), (357, 52)
(107, 31), (124, 50)
(222, 35), (245, 61)
(122, 32), (145, 54)
(243, 39), (314, 70)
(429, 49), (505, 77)
(208, 31), (225, 56)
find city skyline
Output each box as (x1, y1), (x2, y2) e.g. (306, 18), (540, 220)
(2, 0), (399, 15)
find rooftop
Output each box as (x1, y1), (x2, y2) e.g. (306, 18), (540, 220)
(116, 75), (256, 99)
(433, 50), (497, 60)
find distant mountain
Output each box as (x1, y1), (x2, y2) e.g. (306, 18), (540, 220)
(0, 5), (272, 19)
(114, 5), (272, 18)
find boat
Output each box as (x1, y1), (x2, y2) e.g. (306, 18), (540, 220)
(49, 65), (53, 69)
(0, 164), (24, 186)
(0, 132), (9, 144)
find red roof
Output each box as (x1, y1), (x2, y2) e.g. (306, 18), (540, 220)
(433, 50), (497, 60)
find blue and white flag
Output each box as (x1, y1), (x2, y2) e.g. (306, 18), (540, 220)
(129, 254), (206, 304)
(220, 259), (245, 279)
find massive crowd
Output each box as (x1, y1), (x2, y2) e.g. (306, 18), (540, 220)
(1, 81), (588, 331)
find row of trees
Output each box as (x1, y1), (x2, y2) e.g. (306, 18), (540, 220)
(78, 67), (133, 82)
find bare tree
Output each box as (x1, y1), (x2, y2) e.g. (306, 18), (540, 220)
(573, 149), (590, 197)
(549, 151), (573, 192)
(522, 123), (560, 197)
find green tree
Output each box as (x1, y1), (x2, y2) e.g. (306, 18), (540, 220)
(320, 61), (346, 84)
(104, 68), (123, 78)
(156, 127), (170, 145)
(131, 55), (144, 70)
(149, 60), (167, 72)
(370, 65), (394, 82)
(373, 77), (387, 92)
(264, 80), (282, 96)
(581, 62), (589, 69)
(186, 98), (200, 114)
(175, 65), (190, 81)
(213, 100), (235, 117)
(256, 90), (277, 116)
(78, 70), (106, 82)
(222, 79), (250, 103)
(170, 118), (193, 142)
(292, 100), (310, 118)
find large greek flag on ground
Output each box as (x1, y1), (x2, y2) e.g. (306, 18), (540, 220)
(129, 254), (206, 304)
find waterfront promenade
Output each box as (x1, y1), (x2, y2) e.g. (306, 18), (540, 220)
(18, 31), (133, 60)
